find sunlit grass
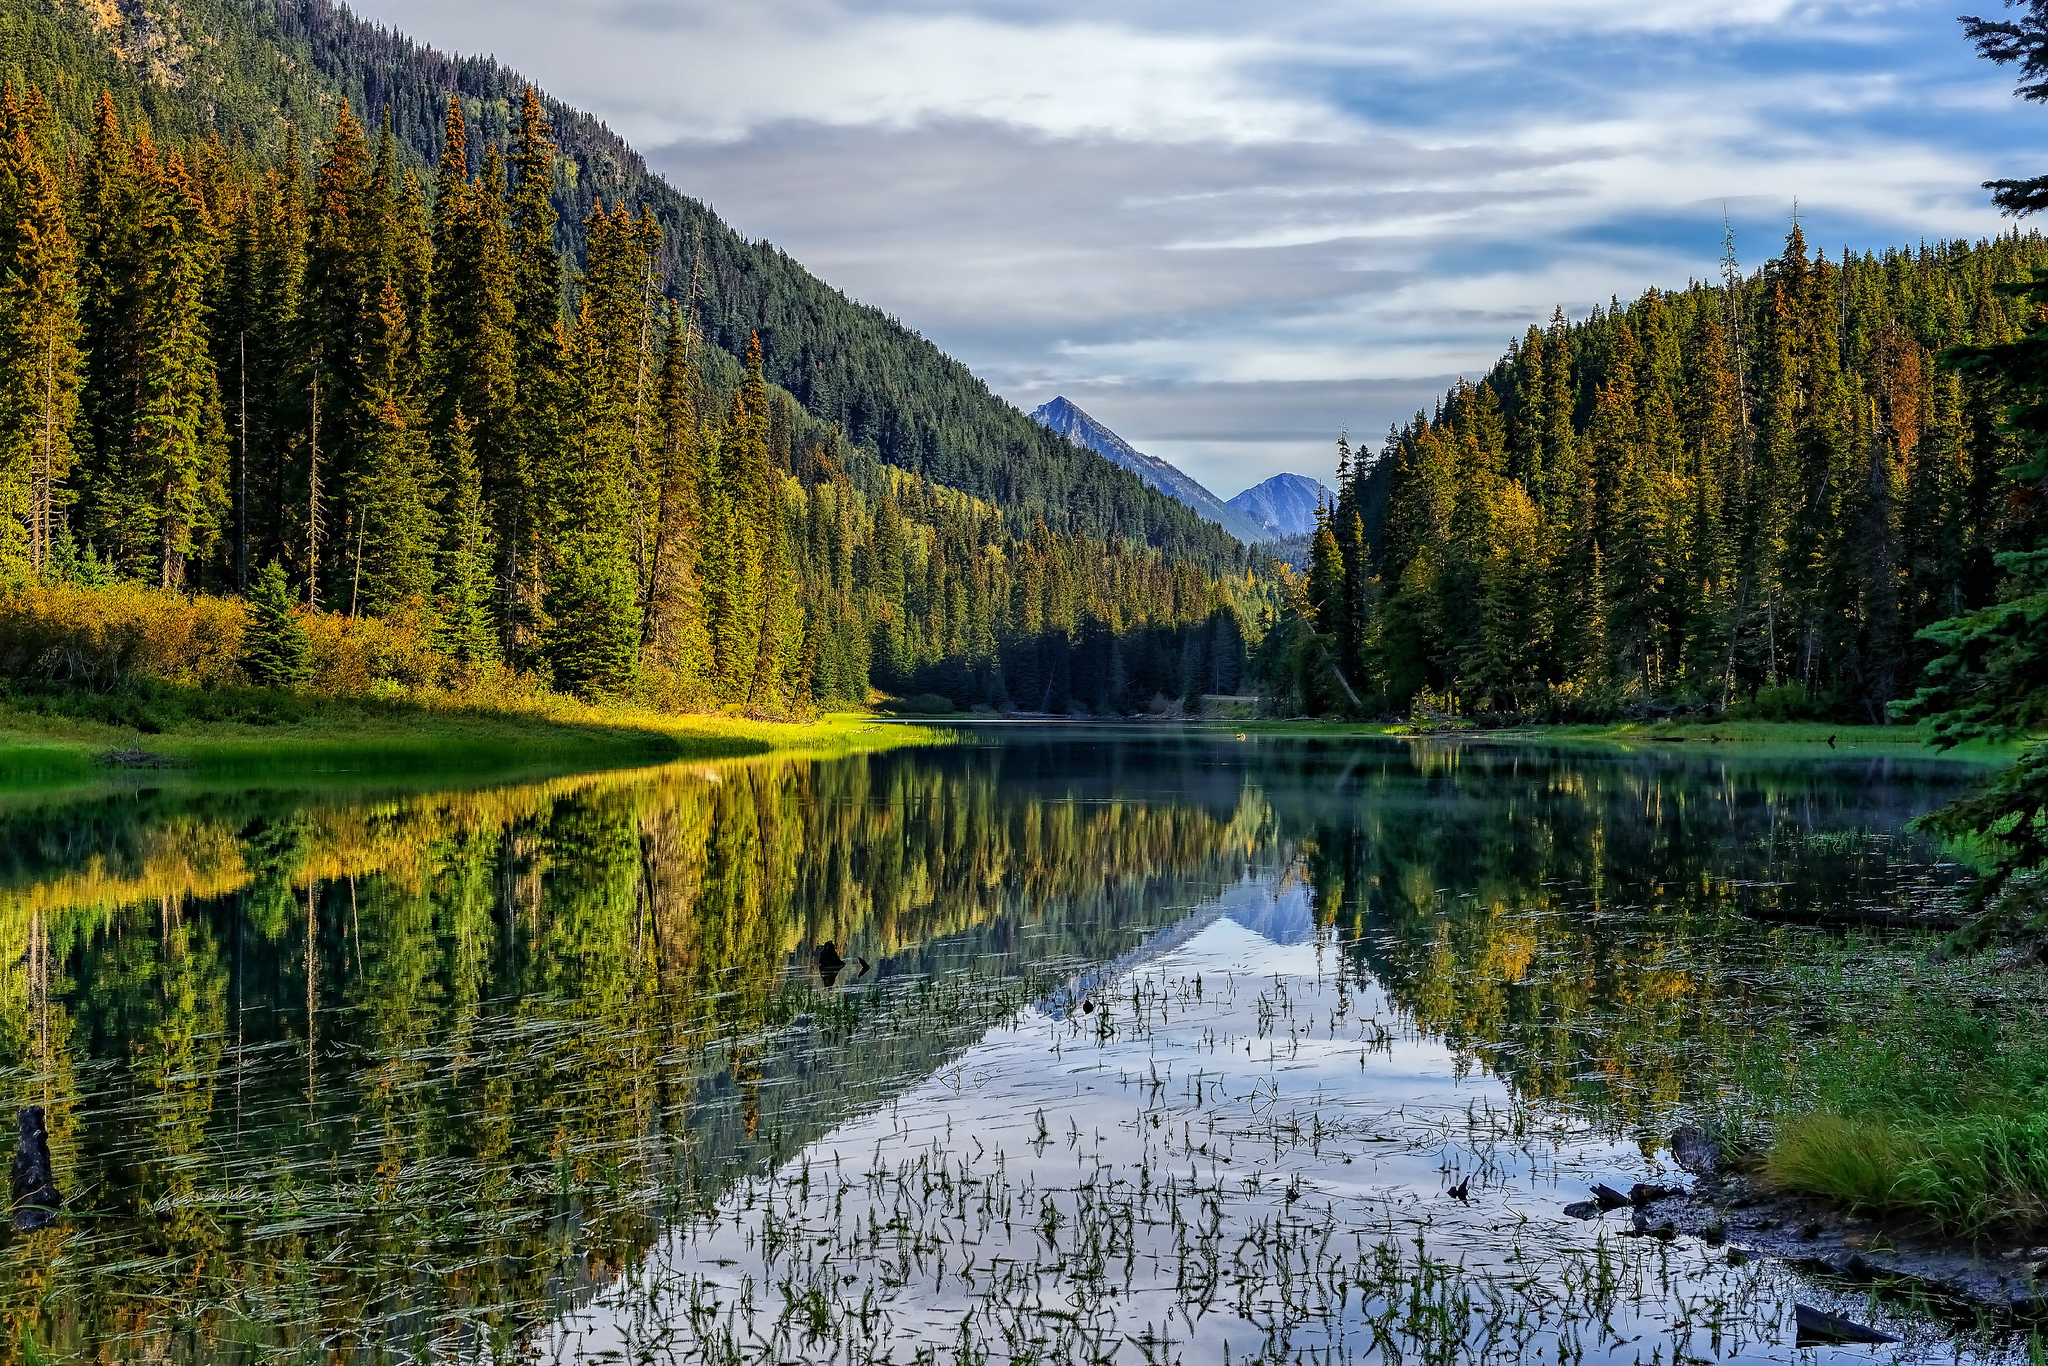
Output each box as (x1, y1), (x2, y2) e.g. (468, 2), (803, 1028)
(0, 678), (943, 784)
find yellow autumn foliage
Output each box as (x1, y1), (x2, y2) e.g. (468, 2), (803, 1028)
(0, 582), (246, 688)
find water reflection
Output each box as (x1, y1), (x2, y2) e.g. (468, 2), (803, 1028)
(0, 734), (1991, 1361)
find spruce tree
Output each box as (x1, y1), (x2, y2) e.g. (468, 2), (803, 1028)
(541, 529), (641, 697)
(242, 558), (312, 688)
(134, 147), (229, 589)
(643, 303), (711, 686)
(539, 200), (651, 695)
(430, 129), (518, 645)
(0, 86), (81, 579)
(76, 94), (148, 569)
(251, 129), (310, 584)
(352, 279), (437, 611)
(1898, 264), (2048, 942)
(502, 87), (563, 654)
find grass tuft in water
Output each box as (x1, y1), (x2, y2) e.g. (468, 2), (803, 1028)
(1736, 943), (2048, 1236)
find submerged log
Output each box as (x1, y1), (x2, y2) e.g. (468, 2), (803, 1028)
(1793, 1304), (1897, 1346)
(10, 1106), (61, 1232)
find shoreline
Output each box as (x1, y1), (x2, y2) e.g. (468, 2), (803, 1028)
(0, 698), (949, 788)
(897, 712), (2021, 760)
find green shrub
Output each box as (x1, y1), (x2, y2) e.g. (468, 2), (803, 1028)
(1742, 950), (2048, 1236)
(301, 602), (448, 695)
(1736, 683), (1846, 722)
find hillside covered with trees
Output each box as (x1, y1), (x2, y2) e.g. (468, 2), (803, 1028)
(1260, 227), (2048, 723)
(0, 0), (1259, 713)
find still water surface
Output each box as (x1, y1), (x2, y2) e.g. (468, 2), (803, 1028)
(0, 730), (2010, 1362)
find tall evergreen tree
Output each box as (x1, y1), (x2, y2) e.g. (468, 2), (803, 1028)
(434, 411), (497, 664)
(0, 86), (81, 578)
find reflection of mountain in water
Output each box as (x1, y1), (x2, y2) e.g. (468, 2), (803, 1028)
(0, 742), (1283, 1360)
(1218, 873), (1318, 945)
(0, 733), (1987, 1359)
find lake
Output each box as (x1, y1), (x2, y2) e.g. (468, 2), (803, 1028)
(0, 729), (2018, 1363)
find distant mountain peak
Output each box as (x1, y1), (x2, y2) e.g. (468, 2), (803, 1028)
(1029, 398), (1269, 545)
(1225, 473), (1332, 541)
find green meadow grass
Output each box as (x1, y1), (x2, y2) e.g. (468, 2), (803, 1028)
(0, 679), (943, 787)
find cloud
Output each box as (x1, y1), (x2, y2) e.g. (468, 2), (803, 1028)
(352, 0), (2041, 492)
(369, 0), (1335, 145)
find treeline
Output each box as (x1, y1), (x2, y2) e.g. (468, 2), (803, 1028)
(0, 80), (1251, 709)
(1260, 227), (2048, 721)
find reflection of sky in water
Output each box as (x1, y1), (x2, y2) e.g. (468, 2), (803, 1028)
(0, 736), (2005, 1362)
(555, 873), (1962, 1364)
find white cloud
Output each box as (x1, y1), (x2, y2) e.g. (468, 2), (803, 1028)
(350, 0), (2040, 489)
(370, 0), (1336, 145)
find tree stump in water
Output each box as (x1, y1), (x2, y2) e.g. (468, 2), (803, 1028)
(11, 1105), (61, 1231)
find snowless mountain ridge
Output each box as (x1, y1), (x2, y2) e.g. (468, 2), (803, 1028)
(1226, 473), (1332, 540)
(1028, 397), (1325, 545)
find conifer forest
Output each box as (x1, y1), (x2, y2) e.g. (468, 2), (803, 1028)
(1261, 227), (2048, 723)
(0, 0), (1256, 715)
(11, 0), (2048, 1362)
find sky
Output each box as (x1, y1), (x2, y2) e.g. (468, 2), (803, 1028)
(349, 0), (2045, 498)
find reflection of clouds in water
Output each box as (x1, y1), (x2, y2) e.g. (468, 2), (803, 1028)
(557, 912), (1857, 1363)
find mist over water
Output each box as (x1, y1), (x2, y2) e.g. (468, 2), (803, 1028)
(0, 732), (2008, 1362)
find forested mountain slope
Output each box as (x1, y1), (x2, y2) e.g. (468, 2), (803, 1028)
(0, 0), (1250, 574)
(0, 0), (1259, 715)
(1261, 227), (2048, 723)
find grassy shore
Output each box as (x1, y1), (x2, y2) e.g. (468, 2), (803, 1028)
(1723, 943), (2048, 1239)
(1214, 715), (2020, 757)
(0, 686), (942, 786)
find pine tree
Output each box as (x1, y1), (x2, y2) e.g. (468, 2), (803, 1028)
(539, 200), (649, 695)
(76, 94), (148, 568)
(352, 279), (437, 612)
(502, 88), (563, 653)
(1680, 307), (1741, 698)
(1475, 480), (1545, 713)
(0, 85), (81, 578)
(541, 529), (641, 697)
(134, 146), (229, 588)
(643, 303), (711, 686)
(304, 100), (377, 606)
(1898, 260), (2048, 943)
(430, 127), (519, 643)
(242, 558), (312, 687)
(251, 128), (310, 586)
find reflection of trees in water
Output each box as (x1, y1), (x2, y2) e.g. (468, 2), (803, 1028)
(0, 738), (1977, 1359)
(0, 747), (1269, 1360)
(1297, 742), (1976, 1129)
